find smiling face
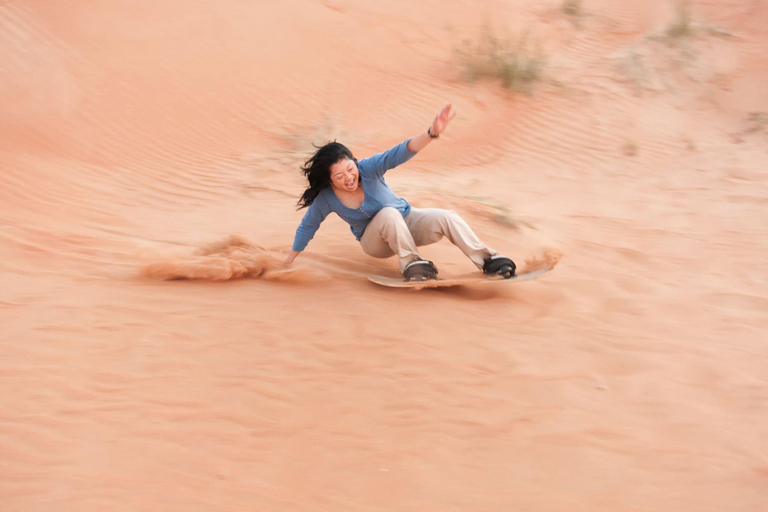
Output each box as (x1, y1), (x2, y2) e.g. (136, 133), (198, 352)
(329, 157), (360, 193)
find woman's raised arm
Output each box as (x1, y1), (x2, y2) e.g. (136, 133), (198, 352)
(406, 103), (457, 153)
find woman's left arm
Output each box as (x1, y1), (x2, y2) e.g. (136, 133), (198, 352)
(406, 103), (457, 153)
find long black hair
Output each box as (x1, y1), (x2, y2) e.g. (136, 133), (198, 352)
(297, 141), (356, 209)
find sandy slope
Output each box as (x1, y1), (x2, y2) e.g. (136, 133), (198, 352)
(1, 1), (767, 510)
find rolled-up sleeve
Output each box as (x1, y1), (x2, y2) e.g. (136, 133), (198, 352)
(357, 139), (417, 179)
(291, 196), (329, 252)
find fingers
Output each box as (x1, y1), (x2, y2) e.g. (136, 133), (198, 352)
(442, 107), (456, 125)
(440, 103), (456, 121)
(433, 103), (456, 134)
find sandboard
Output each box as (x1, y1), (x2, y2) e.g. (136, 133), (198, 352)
(368, 267), (553, 289)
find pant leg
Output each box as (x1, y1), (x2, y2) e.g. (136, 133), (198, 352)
(359, 207), (421, 271)
(404, 208), (496, 269)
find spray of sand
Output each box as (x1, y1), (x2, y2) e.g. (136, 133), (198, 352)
(523, 246), (563, 272)
(141, 235), (322, 282)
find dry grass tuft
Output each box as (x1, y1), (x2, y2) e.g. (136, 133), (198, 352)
(562, 0), (582, 17)
(666, 1), (694, 39)
(622, 139), (639, 157)
(456, 26), (545, 94)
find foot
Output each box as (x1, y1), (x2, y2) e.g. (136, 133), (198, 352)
(483, 255), (516, 279)
(403, 258), (438, 281)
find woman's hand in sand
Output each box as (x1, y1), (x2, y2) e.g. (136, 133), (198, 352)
(431, 103), (456, 137)
(284, 250), (299, 266)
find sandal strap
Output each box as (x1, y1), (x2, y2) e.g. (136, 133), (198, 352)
(403, 259), (438, 281)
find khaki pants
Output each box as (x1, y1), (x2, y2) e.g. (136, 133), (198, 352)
(359, 207), (496, 272)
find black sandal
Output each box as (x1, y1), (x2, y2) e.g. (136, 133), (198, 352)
(483, 255), (516, 279)
(403, 259), (438, 281)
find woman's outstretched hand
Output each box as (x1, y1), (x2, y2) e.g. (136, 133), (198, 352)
(406, 103), (458, 153)
(431, 103), (457, 137)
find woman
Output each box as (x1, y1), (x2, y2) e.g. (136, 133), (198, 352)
(284, 104), (516, 281)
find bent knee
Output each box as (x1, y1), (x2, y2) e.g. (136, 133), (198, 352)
(437, 209), (462, 224)
(378, 207), (400, 216)
(375, 207), (403, 222)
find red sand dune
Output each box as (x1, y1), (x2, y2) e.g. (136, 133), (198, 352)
(1, 1), (767, 510)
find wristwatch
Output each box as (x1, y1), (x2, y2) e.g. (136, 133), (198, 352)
(427, 126), (439, 139)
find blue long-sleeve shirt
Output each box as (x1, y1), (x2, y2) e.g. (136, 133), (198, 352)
(291, 139), (417, 252)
